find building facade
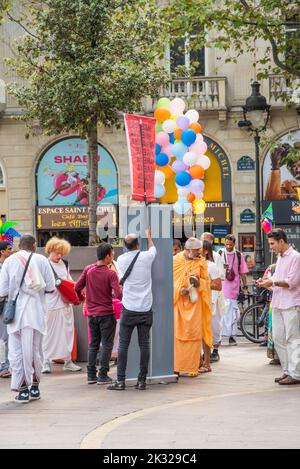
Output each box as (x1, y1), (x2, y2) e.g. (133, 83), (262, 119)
(0, 16), (300, 265)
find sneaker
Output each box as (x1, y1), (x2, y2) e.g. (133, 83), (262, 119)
(229, 336), (237, 346)
(87, 375), (97, 384)
(210, 349), (220, 362)
(107, 380), (125, 391)
(97, 375), (113, 385)
(0, 368), (11, 378)
(29, 385), (41, 400)
(260, 340), (268, 347)
(135, 380), (146, 390)
(42, 360), (51, 374)
(63, 360), (82, 372)
(15, 389), (29, 404)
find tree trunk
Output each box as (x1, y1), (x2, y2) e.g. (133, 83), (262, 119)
(87, 118), (98, 245)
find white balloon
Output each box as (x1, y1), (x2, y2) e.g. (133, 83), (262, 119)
(170, 98), (186, 115)
(183, 151), (198, 166)
(196, 133), (204, 142)
(177, 187), (190, 197)
(196, 155), (211, 170)
(162, 119), (177, 133)
(185, 109), (199, 123)
(194, 191), (204, 199)
(154, 170), (165, 185)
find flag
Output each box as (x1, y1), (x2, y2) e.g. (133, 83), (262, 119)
(261, 202), (273, 223)
(261, 202), (273, 235)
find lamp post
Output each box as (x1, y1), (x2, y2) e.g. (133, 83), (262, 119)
(238, 81), (271, 278)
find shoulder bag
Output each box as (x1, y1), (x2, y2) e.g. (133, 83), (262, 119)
(49, 260), (84, 305)
(3, 253), (33, 325)
(119, 251), (140, 286)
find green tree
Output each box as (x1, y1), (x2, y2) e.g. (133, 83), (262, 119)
(165, 0), (300, 93)
(6, 0), (168, 244)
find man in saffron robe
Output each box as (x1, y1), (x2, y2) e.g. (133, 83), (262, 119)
(173, 237), (212, 376)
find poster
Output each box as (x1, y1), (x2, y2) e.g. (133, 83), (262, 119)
(263, 130), (300, 201)
(36, 137), (118, 207)
(239, 233), (256, 271)
(124, 114), (156, 203)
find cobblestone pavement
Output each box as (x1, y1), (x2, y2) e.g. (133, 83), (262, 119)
(0, 341), (299, 449)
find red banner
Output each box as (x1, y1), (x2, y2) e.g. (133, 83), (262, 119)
(124, 113), (156, 203)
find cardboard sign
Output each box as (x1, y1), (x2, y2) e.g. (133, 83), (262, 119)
(124, 114), (156, 203)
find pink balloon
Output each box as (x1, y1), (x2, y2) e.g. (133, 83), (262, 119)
(170, 98), (186, 115)
(161, 144), (173, 158)
(156, 131), (170, 147)
(190, 141), (207, 155)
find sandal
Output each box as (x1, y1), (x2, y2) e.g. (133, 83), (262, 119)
(198, 366), (212, 374)
(187, 372), (198, 377)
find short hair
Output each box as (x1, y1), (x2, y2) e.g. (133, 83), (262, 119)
(225, 234), (236, 243)
(201, 232), (214, 243)
(45, 237), (71, 256)
(19, 234), (36, 250)
(202, 239), (214, 262)
(97, 243), (113, 260)
(0, 241), (11, 252)
(173, 239), (182, 248)
(267, 228), (288, 243)
(124, 234), (139, 251)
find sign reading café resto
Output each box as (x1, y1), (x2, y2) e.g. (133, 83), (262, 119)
(36, 205), (117, 230)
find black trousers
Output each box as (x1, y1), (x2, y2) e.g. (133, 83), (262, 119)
(117, 308), (153, 382)
(87, 314), (116, 377)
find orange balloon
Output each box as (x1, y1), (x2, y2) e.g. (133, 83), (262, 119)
(174, 128), (182, 140)
(154, 107), (171, 122)
(156, 164), (173, 179)
(187, 192), (196, 202)
(189, 165), (205, 179)
(189, 122), (202, 133)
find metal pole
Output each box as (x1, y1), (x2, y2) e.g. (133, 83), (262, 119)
(254, 130), (264, 279)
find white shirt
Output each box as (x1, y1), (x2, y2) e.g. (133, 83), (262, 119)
(117, 246), (157, 312)
(0, 251), (55, 334)
(207, 260), (221, 305)
(213, 251), (225, 280)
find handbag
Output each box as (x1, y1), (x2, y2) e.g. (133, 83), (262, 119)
(3, 253), (33, 325)
(49, 261), (84, 305)
(119, 251), (140, 286)
(224, 252), (236, 282)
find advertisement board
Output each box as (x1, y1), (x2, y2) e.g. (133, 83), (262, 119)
(36, 137), (118, 207)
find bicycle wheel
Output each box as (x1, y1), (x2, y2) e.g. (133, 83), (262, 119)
(240, 302), (266, 344)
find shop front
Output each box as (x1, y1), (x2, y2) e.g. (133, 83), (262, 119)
(35, 136), (118, 245)
(262, 129), (300, 266)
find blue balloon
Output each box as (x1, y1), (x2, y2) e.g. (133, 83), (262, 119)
(155, 143), (161, 155)
(181, 129), (196, 146)
(155, 153), (169, 167)
(175, 171), (192, 187)
(169, 132), (175, 144)
(171, 142), (188, 161)
(154, 184), (165, 198)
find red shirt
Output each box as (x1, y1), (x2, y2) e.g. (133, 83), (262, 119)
(75, 264), (122, 317)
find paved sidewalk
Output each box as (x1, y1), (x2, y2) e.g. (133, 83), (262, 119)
(0, 342), (300, 449)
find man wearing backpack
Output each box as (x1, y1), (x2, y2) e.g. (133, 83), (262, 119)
(219, 234), (249, 346)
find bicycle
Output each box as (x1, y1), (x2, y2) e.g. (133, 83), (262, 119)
(238, 286), (271, 344)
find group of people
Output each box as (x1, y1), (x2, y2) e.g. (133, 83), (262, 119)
(0, 226), (300, 404)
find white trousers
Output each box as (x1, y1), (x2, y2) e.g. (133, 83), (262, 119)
(272, 307), (300, 380)
(211, 302), (222, 347)
(8, 327), (43, 390)
(221, 299), (240, 338)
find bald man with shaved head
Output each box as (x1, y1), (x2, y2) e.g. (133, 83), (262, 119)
(108, 229), (156, 391)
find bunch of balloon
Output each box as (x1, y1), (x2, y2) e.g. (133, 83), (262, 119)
(154, 97), (210, 215)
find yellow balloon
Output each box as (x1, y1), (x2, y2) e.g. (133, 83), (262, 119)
(193, 199), (206, 214)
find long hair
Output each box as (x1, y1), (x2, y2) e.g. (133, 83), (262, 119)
(202, 239), (214, 262)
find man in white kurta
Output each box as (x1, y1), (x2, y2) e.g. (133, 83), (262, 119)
(0, 235), (55, 403)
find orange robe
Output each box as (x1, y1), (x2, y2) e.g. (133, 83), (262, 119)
(173, 252), (212, 374)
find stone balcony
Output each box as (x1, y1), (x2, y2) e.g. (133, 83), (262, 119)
(269, 74), (300, 109)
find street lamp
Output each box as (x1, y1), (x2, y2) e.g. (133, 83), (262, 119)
(238, 81), (271, 278)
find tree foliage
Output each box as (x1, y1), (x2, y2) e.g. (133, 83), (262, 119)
(164, 0), (300, 85)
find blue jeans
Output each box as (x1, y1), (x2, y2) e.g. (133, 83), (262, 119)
(117, 308), (153, 382)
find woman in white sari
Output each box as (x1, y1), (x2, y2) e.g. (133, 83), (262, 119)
(42, 237), (81, 373)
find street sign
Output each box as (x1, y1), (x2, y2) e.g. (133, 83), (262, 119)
(240, 209), (255, 224)
(237, 155), (255, 171)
